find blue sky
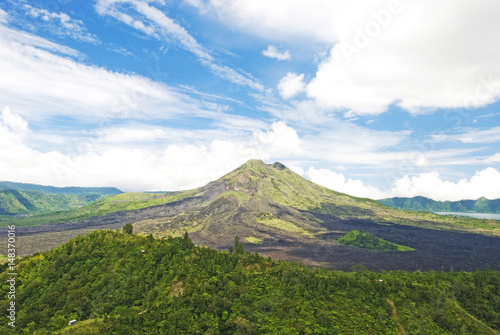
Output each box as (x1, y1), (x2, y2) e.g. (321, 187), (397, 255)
(0, 0), (499, 200)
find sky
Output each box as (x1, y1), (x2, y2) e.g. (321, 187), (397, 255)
(0, 0), (500, 201)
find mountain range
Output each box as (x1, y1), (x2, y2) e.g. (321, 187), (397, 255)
(378, 196), (500, 213)
(0, 181), (122, 195)
(0, 182), (122, 215)
(3, 159), (499, 271)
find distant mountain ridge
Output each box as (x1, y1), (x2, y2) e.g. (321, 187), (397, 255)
(0, 182), (122, 216)
(378, 196), (500, 213)
(0, 181), (122, 195)
(0, 189), (110, 216)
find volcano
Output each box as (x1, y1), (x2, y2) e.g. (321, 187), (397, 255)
(9, 159), (500, 271)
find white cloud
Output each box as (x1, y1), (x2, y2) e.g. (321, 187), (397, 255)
(0, 24), (81, 58)
(435, 126), (500, 144)
(0, 111), (302, 192)
(306, 167), (388, 199)
(189, 0), (500, 115)
(0, 107), (29, 148)
(389, 168), (500, 201)
(0, 9), (8, 24)
(96, 0), (211, 60)
(2, 106), (28, 133)
(262, 45), (291, 61)
(0, 23), (221, 121)
(303, 165), (500, 201)
(185, 0), (340, 43)
(288, 165), (304, 176)
(2, 106), (498, 200)
(22, 5), (99, 44)
(95, 0), (265, 91)
(203, 61), (265, 92)
(278, 73), (305, 99)
(253, 121), (303, 157)
(486, 153), (500, 163)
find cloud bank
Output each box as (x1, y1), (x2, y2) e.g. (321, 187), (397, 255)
(189, 0), (500, 115)
(2, 106), (499, 200)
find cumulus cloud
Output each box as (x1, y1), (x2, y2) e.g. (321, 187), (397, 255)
(277, 73), (305, 99)
(303, 165), (500, 201)
(389, 168), (500, 201)
(306, 167), (388, 199)
(0, 107), (29, 148)
(185, 0), (339, 43)
(262, 45), (291, 61)
(253, 121), (303, 157)
(2, 106), (28, 133)
(189, 0), (500, 115)
(0, 110), (302, 192)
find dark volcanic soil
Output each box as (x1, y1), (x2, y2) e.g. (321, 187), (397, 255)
(242, 217), (500, 272)
(4, 203), (500, 272)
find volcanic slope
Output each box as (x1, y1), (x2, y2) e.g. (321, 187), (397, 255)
(125, 159), (500, 240)
(7, 159), (500, 271)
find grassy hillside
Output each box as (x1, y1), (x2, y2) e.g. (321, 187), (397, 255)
(213, 160), (500, 235)
(0, 181), (122, 195)
(379, 196), (500, 213)
(0, 190), (196, 227)
(0, 189), (108, 215)
(0, 230), (498, 334)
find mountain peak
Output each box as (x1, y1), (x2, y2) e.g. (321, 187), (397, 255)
(237, 159), (288, 172)
(271, 162), (287, 170)
(239, 159), (268, 169)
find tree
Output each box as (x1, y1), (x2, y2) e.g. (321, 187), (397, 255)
(123, 223), (133, 235)
(234, 236), (244, 255)
(183, 231), (194, 247)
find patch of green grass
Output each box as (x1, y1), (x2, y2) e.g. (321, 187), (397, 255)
(256, 213), (314, 238)
(338, 230), (414, 251)
(245, 236), (264, 244)
(51, 318), (104, 335)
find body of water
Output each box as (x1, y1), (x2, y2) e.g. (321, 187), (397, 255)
(434, 212), (500, 220)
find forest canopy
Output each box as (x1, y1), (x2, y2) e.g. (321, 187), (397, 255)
(0, 230), (498, 334)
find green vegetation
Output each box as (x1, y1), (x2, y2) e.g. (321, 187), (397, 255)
(219, 160), (500, 236)
(0, 230), (498, 334)
(0, 189), (108, 216)
(53, 318), (104, 334)
(245, 236), (264, 244)
(379, 196), (500, 214)
(0, 190), (195, 227)
(0, 181), (122, 195)
(338, 230), (415, 251)
(0, 253), (8, 264)
(123, 223), (133, 235)
(256, 212), (314, 238)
